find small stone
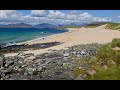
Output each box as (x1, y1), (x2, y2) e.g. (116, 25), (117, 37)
(86, 69), (96, 76)
(63, 53), (69, 57)
(103, 65), (108, 69)
(82, 74), (87, 78)
(62, 63), (66, 66)
(78, 67), (82, 69)
(80, 51), (86, 55)
(17, 52), (25, 56)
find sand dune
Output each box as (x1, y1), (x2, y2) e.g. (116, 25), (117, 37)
(5, 25), (120, 57)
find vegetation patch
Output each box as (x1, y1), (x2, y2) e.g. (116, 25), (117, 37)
(105, 23), (120, 30)
(73, 69), (85, 77)
(84, 22), (108, 28)
(73, 38), (120, 80)
(85, 67), (120, 80)
(111, 38), (120, 48)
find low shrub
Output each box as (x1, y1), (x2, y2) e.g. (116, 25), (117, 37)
(111, 38), (120, 48)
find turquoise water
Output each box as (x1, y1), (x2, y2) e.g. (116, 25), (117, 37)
(0, 28), (68, 44)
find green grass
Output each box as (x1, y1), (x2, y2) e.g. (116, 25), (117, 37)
(111, 38), (120, 48)
(71, 38), (120, 80)
(86, 67), (120, 80)
(97, 44), (113, 64)
(73, 69), (85, 77)
(85, 38), (120, 80)
(63, 26), (82, 28)
(105, 23), (120, 30)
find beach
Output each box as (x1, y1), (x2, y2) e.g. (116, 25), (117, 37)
(5, 25), (120, 57)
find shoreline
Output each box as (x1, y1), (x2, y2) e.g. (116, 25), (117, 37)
(4, 25), (120, 57)
(19, 29), (71, 45)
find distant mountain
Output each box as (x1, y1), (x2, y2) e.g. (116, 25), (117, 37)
(34, 23), (57, 29)
(0, 23), (33, 28)
(58, 22), (89, 27)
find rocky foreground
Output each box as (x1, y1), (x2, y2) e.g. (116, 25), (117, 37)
(0, 43), (103, 80)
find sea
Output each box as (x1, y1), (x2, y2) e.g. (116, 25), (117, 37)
(0, 28), (68, 44)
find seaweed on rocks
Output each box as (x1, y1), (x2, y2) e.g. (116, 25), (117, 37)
(0, 42), (62, 54)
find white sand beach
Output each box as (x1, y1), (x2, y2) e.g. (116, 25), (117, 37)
(5, 25), (120, 57)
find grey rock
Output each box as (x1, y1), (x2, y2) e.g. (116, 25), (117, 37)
(0, 43), (103, 80)
(36, 66), (42, 72)
(80, 51), (87, 55)
(63, 53), (69, 57)
(0, 68), (12, 76)
(24, 67), (38, 75)
(4, 60), (14, 68)
(86, 69), (96, 76)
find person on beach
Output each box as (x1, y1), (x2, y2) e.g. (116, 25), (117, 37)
(43, 38), (44, 40)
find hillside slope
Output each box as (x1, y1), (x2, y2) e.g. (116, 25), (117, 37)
(105, 23), (120, 30)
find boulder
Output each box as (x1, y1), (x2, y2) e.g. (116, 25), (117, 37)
(86, 69), (96, 76)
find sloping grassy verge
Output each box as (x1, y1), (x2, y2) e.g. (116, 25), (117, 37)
(73, 38), (120, 80)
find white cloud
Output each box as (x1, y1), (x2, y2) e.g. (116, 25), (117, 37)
(0, 10), (22, 20)
(79, 12), (92, 19)
(31, 10), (48, 17)
(117, 16), (120, 18)
(47, 10), (66, 19)
(66, 15), (77, 20)
(93, 17), (111, 22)
(0, 10), (113, 25)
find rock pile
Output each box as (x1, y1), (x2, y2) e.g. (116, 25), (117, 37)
(0, 43), (102, 80)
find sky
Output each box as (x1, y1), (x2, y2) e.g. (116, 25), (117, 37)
(0, 10), (120, 25)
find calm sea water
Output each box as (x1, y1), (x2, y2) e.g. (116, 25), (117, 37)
(0, 28), (68, 44)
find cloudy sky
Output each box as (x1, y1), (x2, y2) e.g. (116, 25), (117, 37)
(0, 10), (120, 25)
